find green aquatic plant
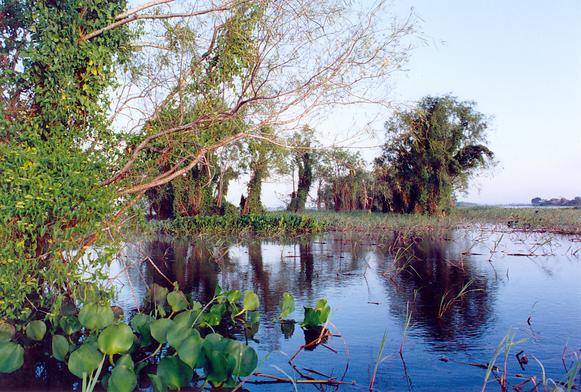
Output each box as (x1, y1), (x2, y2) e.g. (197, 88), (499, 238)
(301, 299), (331, 328)
(0, 285), (267, 391)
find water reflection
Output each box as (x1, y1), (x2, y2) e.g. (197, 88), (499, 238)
(120, 231), (496, 350)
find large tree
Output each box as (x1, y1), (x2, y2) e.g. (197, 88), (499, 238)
(375, 95), (494, 215)
(0, 0), (416, 319)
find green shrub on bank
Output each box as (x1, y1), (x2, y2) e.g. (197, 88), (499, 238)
(154, 213), (328, 235)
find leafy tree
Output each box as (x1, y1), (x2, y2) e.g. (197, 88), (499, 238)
(375, 95), (494, 215)
(287, 127), (317, 212)
(0, 0), (131, 319)
(240, 128), (284, 215)
(316, 148), (372, 211)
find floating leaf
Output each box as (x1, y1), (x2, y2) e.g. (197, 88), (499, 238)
(108, 364), (137, 392)
(176, 332), (204, 369)
(167, 291), (189, 312)
(173, 309), (199, 329)
(166, 324), (195, 349)
(151, 284), (169, 306)
(26, 320), (47, 341)
(150, 319), (175, 344)
(224, 340), (258, 377)
(279, 292), (295, 320)
(0, 322), (15, 343)
(157, 357), (193, 390)
(52, 335), (69, 361)
(243, 290), (259, 311)
(0, 342), (24, 373)
(148, 374), (166, 392)
(97, 324), (134, 356)
(226, 290), (241, 304)
(78, 304), (114, 330)
(67, 343), (103, 378)
(59, 316), (81, 335)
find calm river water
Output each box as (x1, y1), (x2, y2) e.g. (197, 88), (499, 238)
(3, 226), (581, 391)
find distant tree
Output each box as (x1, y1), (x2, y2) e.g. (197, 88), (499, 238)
(375, 95), (494, 215)
(287, 127), (317, 212)
(316, 148), (372, 211)
(240, 127), (284, 214)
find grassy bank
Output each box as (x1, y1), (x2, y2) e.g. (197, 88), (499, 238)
(152, 207), (581, 237)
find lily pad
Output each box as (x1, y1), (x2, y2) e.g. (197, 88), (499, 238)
(52, 334), (69, 361)
(157, 357), (193, 390)
(67, 343), (103, 378)
(243, 290), (260, 311)
(59, 316), (81, 335)
(78, 304), (114, 331)
(150, 318), (175, 344)
(108, 364), (137, 392)
(0, 322), (15, 343)
(26, 320), (47, 341)
(167, 291), (189, 312)
(0, 342), (24, 373)
(279, 292), (295, 319)
(97, 324), (134, 356)
(176, 333), (204, 369)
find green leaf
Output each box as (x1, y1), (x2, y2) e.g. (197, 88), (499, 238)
(78, 304), (114, 330)
(150, 318), (175, 344)
(148, 374), (166, 392)
(0, 322), (15, 343)
(130, 313), (153, 345)
(52, 334), (69, 361)
(108, 364), (137, 392)
(67, 343), (103, 379)
(151, 284), (169, 306)
(226, 290), (241, 304)
(116, 354), (134, 370)
(167, 291), (189, 312)
(26, 320), (47, 341)
(157, 357), (193, 390)
(173, 310), (199, 329)
(243, 290), (259, 311)
(224, 340), (258, 377)
(97, 324), (134, 356)
(59, 316), (81, 335)
(176, 332), (204, 369)
(166, 324), (195, 349)
(0, 342), (24, 373)
(279, 292), (295, 320)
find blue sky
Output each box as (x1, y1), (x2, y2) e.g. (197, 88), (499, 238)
(391, 0), (581, 204)
(233, 1), (581, 207)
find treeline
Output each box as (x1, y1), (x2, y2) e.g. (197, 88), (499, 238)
(531, 197), (581, 207)
(149, 95), (494, 219)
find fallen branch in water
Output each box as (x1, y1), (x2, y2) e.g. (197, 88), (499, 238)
(250, 373), (355, 386)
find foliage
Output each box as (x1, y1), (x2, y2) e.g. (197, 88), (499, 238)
(0, 285), (265, 390)
(375, 95), (494, 215)
(287, 127), (317, 212)
(155, 212), (328, 236)
(316, 148), (373, 211)
(301, 299), (331, 328)
(0, 0), (131, 320)
(240, 127), (285, 215)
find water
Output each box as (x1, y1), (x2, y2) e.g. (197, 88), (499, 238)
(3, 227), (581, 391)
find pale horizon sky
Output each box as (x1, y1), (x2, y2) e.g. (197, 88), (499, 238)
(230, 0), (581, 208)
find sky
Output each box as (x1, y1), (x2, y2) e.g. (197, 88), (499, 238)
(229, 0), (581, 207)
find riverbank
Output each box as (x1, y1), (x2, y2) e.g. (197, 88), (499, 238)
(151, 207), (581, 237)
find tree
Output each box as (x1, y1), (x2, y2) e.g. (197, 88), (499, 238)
(375, 95), (494, 215)
(240, 127), (284, 214)
(316, 148), (372, 211)
(0, 0), (416, 319)
(287, 127), (316, 212)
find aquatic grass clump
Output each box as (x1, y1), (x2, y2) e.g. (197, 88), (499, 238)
(153, 213), (328, 236)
